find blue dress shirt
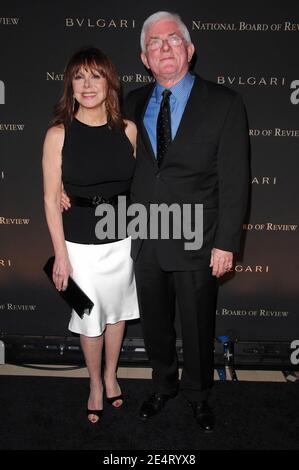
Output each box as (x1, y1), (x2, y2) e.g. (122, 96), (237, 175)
(143, 72), (195, 157)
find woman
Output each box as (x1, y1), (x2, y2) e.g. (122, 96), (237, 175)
(42, 47), (139, 424)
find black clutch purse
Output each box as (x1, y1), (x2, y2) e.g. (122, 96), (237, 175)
(43, 256), (94, 318)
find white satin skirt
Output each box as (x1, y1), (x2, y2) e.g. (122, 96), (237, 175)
(66, 237), (139, 337)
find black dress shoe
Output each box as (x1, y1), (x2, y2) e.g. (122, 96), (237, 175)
(190, 401), (215, 433)
(139, 392), (175, 420)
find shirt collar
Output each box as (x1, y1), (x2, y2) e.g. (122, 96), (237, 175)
(154, 72), (194, 104)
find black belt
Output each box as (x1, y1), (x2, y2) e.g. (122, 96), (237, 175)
(69, 191), (130, 208)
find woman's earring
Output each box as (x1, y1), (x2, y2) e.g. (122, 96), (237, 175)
(72, 96), (75, 112)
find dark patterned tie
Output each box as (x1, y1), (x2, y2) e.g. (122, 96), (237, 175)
(156, 89), (172, 165)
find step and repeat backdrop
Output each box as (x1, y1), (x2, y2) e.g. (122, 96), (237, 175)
(1, 0), (298, 343)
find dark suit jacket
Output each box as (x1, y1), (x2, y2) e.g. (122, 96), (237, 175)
(124, 74), (249, 271)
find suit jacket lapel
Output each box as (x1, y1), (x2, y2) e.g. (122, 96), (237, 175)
(160, 75), (209, 166)
(136, 83), (157, 165)
(135, 75), (209, 167)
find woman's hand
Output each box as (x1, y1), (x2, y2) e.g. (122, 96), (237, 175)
(52, 256), (72, 291)
(60, 190), (71, 212)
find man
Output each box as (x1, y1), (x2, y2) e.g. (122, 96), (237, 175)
(124, 11), (249, 432)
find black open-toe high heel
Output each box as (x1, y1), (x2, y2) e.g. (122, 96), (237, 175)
(106, 393), (124, 408)
(87, 408), (103, 424)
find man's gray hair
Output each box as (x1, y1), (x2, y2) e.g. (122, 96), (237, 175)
(140, 11), (191, 52)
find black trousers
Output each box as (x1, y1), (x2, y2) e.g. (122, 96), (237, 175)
(134, 240), (218, 402)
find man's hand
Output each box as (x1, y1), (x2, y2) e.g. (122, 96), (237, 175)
(60, 190), (71, 212)
(210, 248), (233, 278)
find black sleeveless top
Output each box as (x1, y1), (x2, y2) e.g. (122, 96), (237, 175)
(62, 118), (135, 244)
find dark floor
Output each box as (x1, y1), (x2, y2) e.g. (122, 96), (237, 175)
(0, 376), (298, 450)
